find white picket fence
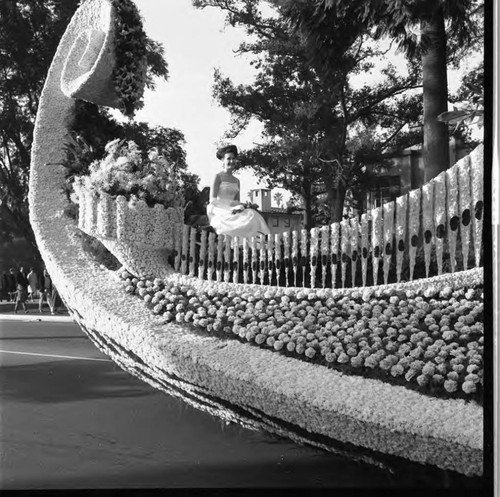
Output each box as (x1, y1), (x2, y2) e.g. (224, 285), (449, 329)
(174, 144), (484, 288)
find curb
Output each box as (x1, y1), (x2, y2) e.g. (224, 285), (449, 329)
(0, 314), (73, 323)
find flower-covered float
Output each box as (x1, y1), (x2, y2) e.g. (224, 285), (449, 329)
(29, 0), (487, 480)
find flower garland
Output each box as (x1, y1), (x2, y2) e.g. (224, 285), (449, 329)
(360, 212), (370, 286)
(457, 155), (472, 270)
(433, 172), (447, 275)
(408, 189), (421, 280)
(446, 164), (459, 273)
(371, 205), (383, 285)
(421, 181), (434, 277)
(382, 201), (395, 285)
(111, 0), (148, 117)
(395, 194), (407, 282)
(470, 144), (484, 267)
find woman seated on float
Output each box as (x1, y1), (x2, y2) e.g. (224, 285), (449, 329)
(207, 145), (270, 240)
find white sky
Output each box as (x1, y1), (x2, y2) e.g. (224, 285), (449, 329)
(120, 1), (481, 205)
(123, 0), (276, 203)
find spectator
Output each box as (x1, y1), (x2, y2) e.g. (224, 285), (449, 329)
(13, 268), (29, 314)
(39, 268), (59, 314)
(7, 268), (17, 302)
(0, 270), (8, 302)
(27, 267), (39, 301)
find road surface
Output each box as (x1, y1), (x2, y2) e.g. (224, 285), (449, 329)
(0, 313), (481, 490)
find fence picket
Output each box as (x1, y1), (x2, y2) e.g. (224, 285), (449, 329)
(242, 237), (249, 284)
(267, 234), (274, 285)
(395, 195), (407, 282)
(408, 189), (421, 280)
(446, 165), (459, 273)
(300, 229), (308, 288)
(216, 233), (224, 282)
(250, 236), (257, 284)
(198, 230), (207, 279)
(283, 231), (291, 287)
(207, 232), (216, 281)
(383, 202), (395, 285)
(188, 227), (197, 277)
(350, 217), (359, 288)
(457, 155), (472, 270)
(232, 236), (239, 283)
(320, 226), (330, 288)
(292, 230), (299, 287)
(275, 233), (282, 286)
(180, 224), (190, 275)
(360, 212), (369, 286)
(330, 223), (339, 288)
(310, 228), (319, 288)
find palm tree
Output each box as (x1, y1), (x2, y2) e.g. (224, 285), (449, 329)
(273, 191), (284, 208)
(275, 0), (482, 181)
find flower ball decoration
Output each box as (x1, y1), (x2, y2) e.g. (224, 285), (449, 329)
(73, 139), (184, 278)
(121, 266), (484, 404)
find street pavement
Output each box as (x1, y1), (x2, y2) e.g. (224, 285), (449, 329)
(0, 304), (481, 490)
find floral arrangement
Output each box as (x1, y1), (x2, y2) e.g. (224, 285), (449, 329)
(119, 266), (484, 404)
(231, 201), (259, 214)
(111, 0), (148, 117)
(74, 139), (183, 209)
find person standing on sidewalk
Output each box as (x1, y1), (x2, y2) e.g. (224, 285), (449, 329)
(0, 270), (8, 302)
(39, 268), (59, 314)
(13, 268), (29, 314)
(27, 267), (39, 301)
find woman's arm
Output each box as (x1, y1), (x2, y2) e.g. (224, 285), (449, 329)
(210, 173), (221, 202)
(235, 179), (241, 202)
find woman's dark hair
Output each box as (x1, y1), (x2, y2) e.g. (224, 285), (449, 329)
(216, 144), (238, 160)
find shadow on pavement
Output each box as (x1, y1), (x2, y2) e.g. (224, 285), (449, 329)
(0, 359), (154, 404)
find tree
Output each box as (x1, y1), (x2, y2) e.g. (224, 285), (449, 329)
(273, 191), (283, 208)
(275, 0), (483, 181)
(195, 0), (422, 226)
(0, 0), (169, 258)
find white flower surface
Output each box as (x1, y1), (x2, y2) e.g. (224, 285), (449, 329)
(29, 0), (485, 480)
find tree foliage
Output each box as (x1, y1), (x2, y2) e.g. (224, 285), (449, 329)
(274, 0), (484, 181)
(194, 0), (422, 226)
(0, 0), (170, 258)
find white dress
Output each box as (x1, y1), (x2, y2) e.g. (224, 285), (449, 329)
(207, 180), (270, 238)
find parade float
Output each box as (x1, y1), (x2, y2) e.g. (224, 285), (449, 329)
(29, 0), (485, 479)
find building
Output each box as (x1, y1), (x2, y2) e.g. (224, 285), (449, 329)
(249, 188), (303, 235)
(363, 137), (473, 211)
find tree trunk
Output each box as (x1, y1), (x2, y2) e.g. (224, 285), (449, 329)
(302, 182), (313, 230)
(421, 6), (450, 182)
(326, 183), (346, 223)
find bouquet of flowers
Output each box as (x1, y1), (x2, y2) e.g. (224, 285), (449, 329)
(231, 201), (259, 215)
(74, 138), (183, 209)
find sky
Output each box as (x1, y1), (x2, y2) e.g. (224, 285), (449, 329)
(117, 0), (276, 203)
(117, 1), (482, 206)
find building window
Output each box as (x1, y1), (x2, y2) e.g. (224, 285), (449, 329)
(284, 218), (290, 228)
(272, 217), (279, 227)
